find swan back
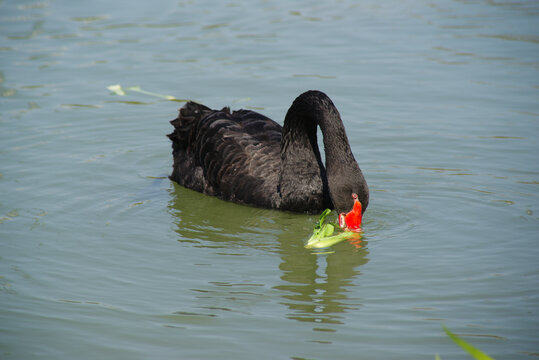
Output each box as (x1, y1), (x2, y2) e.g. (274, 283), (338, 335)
(169, 102), (282, 208)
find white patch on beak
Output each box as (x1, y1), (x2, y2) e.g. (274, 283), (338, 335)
(339, 213), (346, 228)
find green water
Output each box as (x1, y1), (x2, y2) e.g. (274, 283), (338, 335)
(1, 0), (538, 359)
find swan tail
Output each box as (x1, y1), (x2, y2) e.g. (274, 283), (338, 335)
(167, 102), (214, 190)
(168, 102), (211, 150)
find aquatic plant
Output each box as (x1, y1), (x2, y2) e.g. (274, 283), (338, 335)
(107, 84), (177, 100)
(438, 326), (495, 360)
(305, 209), (360, 249)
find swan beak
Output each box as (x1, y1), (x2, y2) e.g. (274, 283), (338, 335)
(338, 193), (362, 232)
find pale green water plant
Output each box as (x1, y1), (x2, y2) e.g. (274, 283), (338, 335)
(305, 209), (360, 249)
(107, 84), (177, 100)
(437, 326), (495, 360)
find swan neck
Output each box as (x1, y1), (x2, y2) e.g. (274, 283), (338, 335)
(287, 91), (355, 165)
(318, 108), (355, 167)
(280, 90), (368, 213)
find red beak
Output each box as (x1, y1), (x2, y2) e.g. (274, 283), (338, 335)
(339, 193), (363, 232)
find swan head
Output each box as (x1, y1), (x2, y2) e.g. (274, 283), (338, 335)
(338, 193), (362, 232)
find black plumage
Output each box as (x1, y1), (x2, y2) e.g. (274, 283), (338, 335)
(168, 90), (369, 214)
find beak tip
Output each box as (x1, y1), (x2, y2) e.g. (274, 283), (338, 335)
(339, 193), (363, 232)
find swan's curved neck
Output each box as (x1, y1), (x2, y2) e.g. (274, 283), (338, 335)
(316, 101), (356, 169)
(283, 91), (355, 169)
(280, 91), (368, 213)
(278, 92), (330, 211)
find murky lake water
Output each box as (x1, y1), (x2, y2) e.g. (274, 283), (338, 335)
(1, 0), (538, 359)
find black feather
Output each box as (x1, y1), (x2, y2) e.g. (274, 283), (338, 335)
(168, 91), (368, 214)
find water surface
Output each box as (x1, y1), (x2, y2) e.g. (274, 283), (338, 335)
(1, 0), (538, 359)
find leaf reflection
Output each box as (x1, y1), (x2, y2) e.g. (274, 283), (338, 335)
(275, 236), (368, 325)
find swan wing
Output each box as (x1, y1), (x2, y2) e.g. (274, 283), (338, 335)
(169, 103), (281, 207)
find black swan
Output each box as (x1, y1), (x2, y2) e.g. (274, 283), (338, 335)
(168, 90), (368, 214)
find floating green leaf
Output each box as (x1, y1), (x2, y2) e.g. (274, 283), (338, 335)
(124, 86), (176, 100)
(443, 326), (495, 360)
(106, 84), (177, 100)
(107, 84), (126, 96)
(305, 229), (357, 249)
(305, 209), (359, 249)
